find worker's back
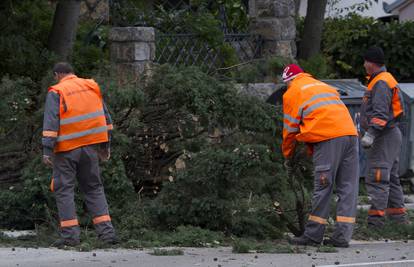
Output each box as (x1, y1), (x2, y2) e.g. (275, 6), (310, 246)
(49, 75), (108, 152)
(283, 73), (357, 144)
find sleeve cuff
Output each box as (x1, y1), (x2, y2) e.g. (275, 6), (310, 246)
(43, 147), (54, 157)
(367, 127), (380, 138)
(100, 142), (110, 151)
(108, 130), (112, 144)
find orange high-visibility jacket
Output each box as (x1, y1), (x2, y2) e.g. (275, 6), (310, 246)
(282, 73), (357, 158)
(362, 71), (404, 131)
(47, 75), (109, 152)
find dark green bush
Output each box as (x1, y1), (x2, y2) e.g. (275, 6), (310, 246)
(224, 56), (292, 83)
(0, 0), (109, 81)
(298, 54), (336, 79)
(0, 1), (55, 79)
(149, 144), (303, 239)
(0, 64), (312, 240)
(296, 14), (414, 81)
(321, 14), (414, 81)
(0, 0), (310, 237)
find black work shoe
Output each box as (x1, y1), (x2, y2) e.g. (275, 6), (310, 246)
(323, 238), (349, 248)
(51, 238), (80, 248)
(289, 235), (320, 246)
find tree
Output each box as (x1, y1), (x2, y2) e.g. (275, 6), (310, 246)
(48, 0), (82, 60)
(298, 0), (328, 60)
(298, 0), (378, 60)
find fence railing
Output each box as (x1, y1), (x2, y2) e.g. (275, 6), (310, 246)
(155, 33), (263, 73)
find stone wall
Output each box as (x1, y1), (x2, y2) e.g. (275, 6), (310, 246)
(109, 27), (155, 79)
(249, 0), (297, 59)
(237, 83), (285, 103)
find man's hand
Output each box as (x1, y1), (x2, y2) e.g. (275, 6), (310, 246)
(43, 155), (53, 168)
(284, 159), (294, 176)
(98, 147), (110, 162)
(361, 132), (375, 148)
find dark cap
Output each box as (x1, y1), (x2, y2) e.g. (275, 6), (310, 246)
(363, 46), (385, 65)
(52, 62), (74, 74)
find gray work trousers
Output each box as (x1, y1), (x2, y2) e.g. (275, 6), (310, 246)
(304, 135), (359, 243)
(365, 127), (407, 226)
(52, 145), (116, 241)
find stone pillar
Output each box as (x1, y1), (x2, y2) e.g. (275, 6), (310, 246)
(109, 27), (155, 80)
(249, 0), (297, 58)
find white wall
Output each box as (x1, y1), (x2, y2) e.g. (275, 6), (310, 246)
(399, 2), (414, 21)
(299, 0), (389, 18)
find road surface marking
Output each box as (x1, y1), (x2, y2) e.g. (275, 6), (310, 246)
(317, 259), (414, 267)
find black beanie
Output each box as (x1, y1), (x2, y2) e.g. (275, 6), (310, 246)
(363, 46), (385, 65)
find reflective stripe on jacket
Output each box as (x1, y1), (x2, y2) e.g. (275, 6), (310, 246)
(361, 70), (404, 135)
(43, 75), (109, 152)
(282, 73), (357, 158)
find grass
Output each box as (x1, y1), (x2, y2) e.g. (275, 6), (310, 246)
(316, 246), (338, 253)
(358, 195), (370, 205)
(232, 239), (252, 253)
(151, 248), (184, 256)
(352, 210), (414, 241)
(0, 225), (224, 250)
(121, 225), (225, 248)
(2, 210), (414, 251)
(232, 238), (303, 254)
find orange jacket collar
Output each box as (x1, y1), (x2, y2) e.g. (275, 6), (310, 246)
(288, 73), (312, 89)
(60, 74), (77, 83)
(294, 72), (311, 80)
(366, 66), (387, 83)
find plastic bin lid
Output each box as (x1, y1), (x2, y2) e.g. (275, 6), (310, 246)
(399, 84), (414, 102)
(323, 79), (365, 99)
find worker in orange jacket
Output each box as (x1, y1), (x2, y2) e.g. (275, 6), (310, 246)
(360, 46), (409, 227)
(42, 62), (117, 247)
(282, 64), (359, 247)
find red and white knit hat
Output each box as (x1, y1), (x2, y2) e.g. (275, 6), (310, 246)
(282, 64), (303, 82)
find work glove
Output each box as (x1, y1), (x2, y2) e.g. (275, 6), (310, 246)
(361, 132), (375, 148)
(284, 159), (294, 176)
(97, 143), (111, 162)
(42, 147), (54, 168)
(42, 155), (53, 168)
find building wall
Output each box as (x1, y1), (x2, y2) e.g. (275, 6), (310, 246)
(399, 1), (414, 21)
(299, 0), (389, 18)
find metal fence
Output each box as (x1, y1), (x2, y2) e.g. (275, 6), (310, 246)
(156, 33), (263, 73)
(110, 0), (263, 72)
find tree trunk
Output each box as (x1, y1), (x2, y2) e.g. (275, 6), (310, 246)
(294, 0), (301, 17)
(298, 0), (328, 60)
(47, 0), (81, 60)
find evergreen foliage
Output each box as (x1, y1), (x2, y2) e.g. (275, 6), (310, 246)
(3, 0), (414, 247)
(0, 0), (313, 242)
(0, 62), (313, 240)
(100, 65), (312, 239)
(296, 14), (414, 81)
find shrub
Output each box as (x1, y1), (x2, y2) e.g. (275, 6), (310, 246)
(298, 54), (336, 79)
(0, 64), (313, 240)
(321, 14), (414, 81)
(148, 145), (306, 239)
(224, 56), (293, 83)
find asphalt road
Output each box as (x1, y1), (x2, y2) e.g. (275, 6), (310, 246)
(1, 240), (414, 267)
